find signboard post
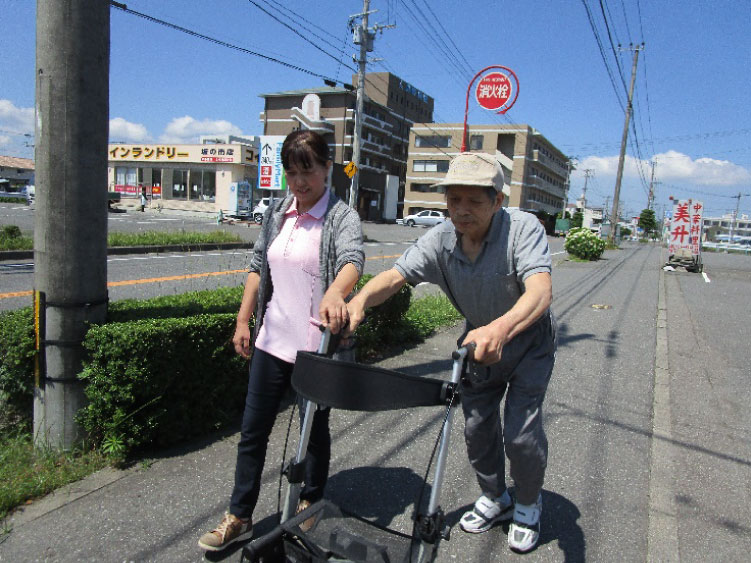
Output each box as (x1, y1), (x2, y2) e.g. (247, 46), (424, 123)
(258, 136), (287, 192)
(667, 198), (704, 272)
(462, 65), (520, 151)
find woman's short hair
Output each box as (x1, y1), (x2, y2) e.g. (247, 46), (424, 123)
(281, 130), (330, 170)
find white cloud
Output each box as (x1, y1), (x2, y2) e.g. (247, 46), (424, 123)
(159, 116), (242, 144)
(0, 99), (34, 134)
(573, 150), (751, 187)
(109, 117), (151, 143)
(0, 135), (11, 148)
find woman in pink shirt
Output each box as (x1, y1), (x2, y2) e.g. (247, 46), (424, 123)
(199, 130), (364, 552)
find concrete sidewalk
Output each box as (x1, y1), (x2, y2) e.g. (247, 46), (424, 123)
(0, 325), (467, 563)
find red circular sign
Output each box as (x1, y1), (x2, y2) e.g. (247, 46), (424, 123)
(475, 72), (513, 111)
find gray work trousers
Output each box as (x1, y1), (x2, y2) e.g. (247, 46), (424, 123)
(460, 311), (557, 506)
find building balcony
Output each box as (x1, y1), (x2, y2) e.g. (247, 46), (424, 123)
(531, 149), (568, 177)
(529, 176), (567, 199)
(289, 107), (336, 134)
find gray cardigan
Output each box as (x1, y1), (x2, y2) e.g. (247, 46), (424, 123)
(249, 190), (364, 346)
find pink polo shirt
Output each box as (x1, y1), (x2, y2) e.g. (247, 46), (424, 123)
(254, 190), (329, 363)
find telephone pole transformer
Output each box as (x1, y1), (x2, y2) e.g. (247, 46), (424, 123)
(609, 43), (643, 245)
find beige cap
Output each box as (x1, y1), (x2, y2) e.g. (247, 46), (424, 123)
(432, 152), (510, 197)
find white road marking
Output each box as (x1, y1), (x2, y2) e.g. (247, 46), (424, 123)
(702, 272), (710, 283)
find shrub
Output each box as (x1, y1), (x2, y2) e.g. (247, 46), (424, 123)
(76, 313), (248, 454)
(564, 227), (606, 260)
(0, 307), (36, 431)
(352, 274), (412, 359)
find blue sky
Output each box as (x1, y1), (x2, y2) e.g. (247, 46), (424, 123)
(2, 0), (750, 218)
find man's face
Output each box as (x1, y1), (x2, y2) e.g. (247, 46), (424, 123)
(446, 185), (503, 240)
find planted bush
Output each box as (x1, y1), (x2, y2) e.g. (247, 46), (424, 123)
(0, 307), (36, 430)
(564, 227), (606, 260)
(76, 313), (248, 454)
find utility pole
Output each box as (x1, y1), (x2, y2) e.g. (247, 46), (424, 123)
(609, 43), (643, 245)
(582, 168), (593, 209)
(348, 0), (372, 211)
(729, 192), (742, 244)
(347, 2), (394, 213)
(34, 0), (110, 448)
(647, 159), (660, 210)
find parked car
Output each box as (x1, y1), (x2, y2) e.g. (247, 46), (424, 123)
(252, 198), (270, 223)
(403, 209), (446, 227)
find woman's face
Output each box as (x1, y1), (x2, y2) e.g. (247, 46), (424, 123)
(285, 157), (331, 213)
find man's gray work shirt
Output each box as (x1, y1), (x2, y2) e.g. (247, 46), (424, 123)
(394, 208), (551, 330)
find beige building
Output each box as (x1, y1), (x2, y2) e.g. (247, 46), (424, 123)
(404, 124), (570, 226)
(107, 142), (258, 214)
(259, 72), (434, 220)
(0, 155), (35, 193)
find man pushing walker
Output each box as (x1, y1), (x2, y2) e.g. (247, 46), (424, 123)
(345, 152), (556, 553)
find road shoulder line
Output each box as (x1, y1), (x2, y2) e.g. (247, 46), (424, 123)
(647, 260), (679, 561)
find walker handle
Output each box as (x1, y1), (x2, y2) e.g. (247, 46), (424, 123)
(452, 341), (476, 361)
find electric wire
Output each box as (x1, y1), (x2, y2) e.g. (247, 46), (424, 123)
(581, 0), (626, 111)
(109, 2), (347, 85)
(247, 0), (355, 73)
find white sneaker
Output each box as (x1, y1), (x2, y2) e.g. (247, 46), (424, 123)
(459, 490), (514, 534)
(508, 494), (542, 553)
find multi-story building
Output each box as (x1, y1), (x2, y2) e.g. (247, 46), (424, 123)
(259, 72), (434, 220)
(404, 124), (570, 228)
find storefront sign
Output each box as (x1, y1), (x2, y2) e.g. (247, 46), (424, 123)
(258, 136), (286, 191)
(108, 144), (251, 164)
(668, 199), (703, 256)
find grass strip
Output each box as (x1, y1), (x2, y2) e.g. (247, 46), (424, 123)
(0, 433), (108, 520)
(0, 230), (244, 251)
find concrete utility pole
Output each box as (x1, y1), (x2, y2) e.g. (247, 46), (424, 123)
(729, 192), (742, 244)
(34, 0), (110, 448)
(609, 43), (643, 245)
(582, 168), (593, 209)
(348, 0), (371, 211)
(647, 159), (660, 210)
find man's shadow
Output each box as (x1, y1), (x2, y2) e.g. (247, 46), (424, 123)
(446, 490), (585, 561)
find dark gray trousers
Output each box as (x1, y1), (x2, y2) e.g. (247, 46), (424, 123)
(460, 312), (556, 506)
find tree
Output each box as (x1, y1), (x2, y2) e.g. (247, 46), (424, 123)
(638, 209), (657, 238)
(571, 211), (583, 229)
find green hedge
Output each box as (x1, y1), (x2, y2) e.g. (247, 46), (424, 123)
(76, 313), (248, 453)
(0, 279), (418, 454)
(0, 308), (36, 431)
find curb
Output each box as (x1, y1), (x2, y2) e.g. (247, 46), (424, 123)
(0, 242), (253, 262)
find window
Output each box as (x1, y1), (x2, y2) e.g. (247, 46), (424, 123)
(171, 169), (188, 200)
(469, 135), (484, 150)
(189, 169), (216, 201)
(410, 182), (445, 193)
(115, 166), (137, 188)
(413, 160), (450, 173)
(415, 135), (451, 148)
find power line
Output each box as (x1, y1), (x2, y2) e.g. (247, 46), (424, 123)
(580, 0), (626, 111)
(246, 0), (355, 72)
(109, 1), (348, 85)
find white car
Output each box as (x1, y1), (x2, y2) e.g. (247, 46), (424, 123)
(252, 198), (270, 223)
(403, 209), (446, 227)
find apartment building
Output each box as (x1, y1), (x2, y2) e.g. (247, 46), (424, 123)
(259, 72), (434, 220)
(404, 124), (570, 225)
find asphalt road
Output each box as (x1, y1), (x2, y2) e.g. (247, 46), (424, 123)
(0, 202), (564, 311)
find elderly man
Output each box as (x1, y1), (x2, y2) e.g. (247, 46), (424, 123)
(346, 152), (556, 553)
